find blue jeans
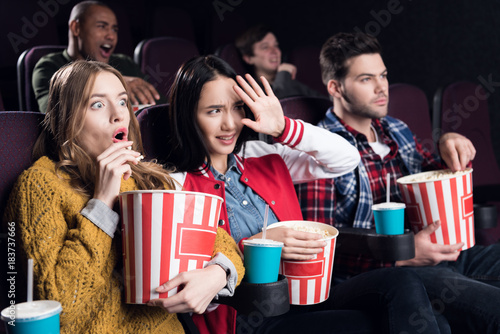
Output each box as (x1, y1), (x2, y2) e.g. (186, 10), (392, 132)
(237, 267), (441, 334)
(406, 243), (500, 334)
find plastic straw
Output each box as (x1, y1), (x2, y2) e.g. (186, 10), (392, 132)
(27, 258), (33, 303)
(262, 204), (270, 239)
(386, 173), (391, 203)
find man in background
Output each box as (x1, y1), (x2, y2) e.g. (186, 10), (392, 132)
(235, 24), (326, 99)
(32, 1), (161, 113)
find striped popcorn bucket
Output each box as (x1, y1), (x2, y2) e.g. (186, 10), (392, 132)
(267, 221), (338, 305)
(118, 190), (223, 304)
(397, 168), (475, 250)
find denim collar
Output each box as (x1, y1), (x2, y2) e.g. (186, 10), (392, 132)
(209, 154), (240, 178)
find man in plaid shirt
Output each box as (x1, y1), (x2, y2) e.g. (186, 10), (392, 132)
(297, 32), (500, 333)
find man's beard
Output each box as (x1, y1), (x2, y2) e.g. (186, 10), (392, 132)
(340, 87), (388, 119)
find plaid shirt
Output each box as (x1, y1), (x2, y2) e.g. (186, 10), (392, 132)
(296, 108), (445, 278)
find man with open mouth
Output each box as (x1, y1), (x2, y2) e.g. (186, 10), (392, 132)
(32, 1), (164, 114)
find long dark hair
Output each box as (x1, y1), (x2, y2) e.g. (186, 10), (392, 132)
(167, 55), (254, 172)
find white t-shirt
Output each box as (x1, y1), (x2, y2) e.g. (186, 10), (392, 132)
(368, 125), (391, 159)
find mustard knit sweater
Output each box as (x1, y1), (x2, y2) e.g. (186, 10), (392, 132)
(4, 157), (244, 334)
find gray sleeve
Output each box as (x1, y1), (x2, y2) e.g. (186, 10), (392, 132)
(272, 71), (296, 99)
(273, 71), (327, 99)
(80, 199), (119, 238)
(205, 252), (238, 298)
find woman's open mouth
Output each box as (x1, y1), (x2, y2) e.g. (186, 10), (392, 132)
(112, 127), (128, 143)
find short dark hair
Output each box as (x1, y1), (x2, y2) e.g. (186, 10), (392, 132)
(320, 32), (382, 84)
(235, 24), (273, 57)
(167, 55), (253, 172)
(69, 1), (110, 23)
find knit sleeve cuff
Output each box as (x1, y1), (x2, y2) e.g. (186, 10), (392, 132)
(275, 117), (304, 148)
(81, 199), (119, 238)
(206, 252), (238, 298)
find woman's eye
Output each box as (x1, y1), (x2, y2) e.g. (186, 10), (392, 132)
(91, 101), (104, 109)
(208, 109), (220, 114)
(119, 99), (127, 106)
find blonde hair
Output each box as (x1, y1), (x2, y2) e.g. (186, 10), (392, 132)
(33, 60), (175, 196)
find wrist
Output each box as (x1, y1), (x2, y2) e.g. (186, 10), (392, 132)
(276, 121), (286, 138)
(275, 117), (290, 140)
(206, 264), (228, 288)
(94, 196), (115, 209)
(94, 195), (115, 209)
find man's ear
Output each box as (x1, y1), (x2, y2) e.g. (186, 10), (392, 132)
(69, 20), (80, 37)
(242, 55), (253, 65)
(327, 79), (343, 99)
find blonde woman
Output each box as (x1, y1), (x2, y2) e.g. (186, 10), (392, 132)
(4, 60), (244, 333)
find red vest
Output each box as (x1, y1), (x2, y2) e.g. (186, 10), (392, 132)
(186, 153), (304, 334)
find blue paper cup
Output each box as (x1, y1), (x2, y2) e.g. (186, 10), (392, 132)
(243, 239), (284, 284)
(1, 300), (62, 334)
(372, 202), (406, 235)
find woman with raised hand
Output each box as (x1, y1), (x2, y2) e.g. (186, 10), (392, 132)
(4, 60), (244, 334)
(165, 55), (444, 334)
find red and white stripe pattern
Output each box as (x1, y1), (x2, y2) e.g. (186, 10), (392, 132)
(280, 237), (336, 305)
(398, 171), (475, 250)
(119, 191), (222, 304)
(277, 117), (304, 148)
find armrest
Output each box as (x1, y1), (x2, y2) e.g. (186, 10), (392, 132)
(336, 228), (415, 261)
(473, 185), (500, 203)
(216, 274), (290, 317)
(471, 185), (500, 229)
(474, 203), (498, 229)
